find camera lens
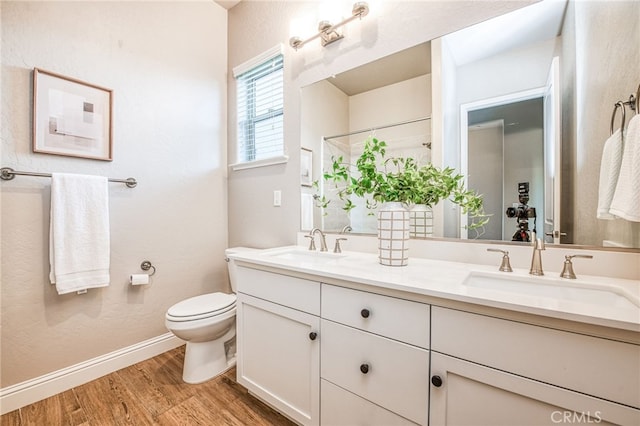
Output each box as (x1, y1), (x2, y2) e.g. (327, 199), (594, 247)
(506, 207), (516, 218)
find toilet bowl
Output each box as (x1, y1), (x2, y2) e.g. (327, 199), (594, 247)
(165, 247), (253, 384)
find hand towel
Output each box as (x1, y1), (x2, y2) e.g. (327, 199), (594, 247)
(610, 114), (640, 221)
(596, 128), (623, 219)
(50, 173), (111, 294)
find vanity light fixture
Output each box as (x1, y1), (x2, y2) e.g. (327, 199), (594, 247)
(289, 1), (369, 51)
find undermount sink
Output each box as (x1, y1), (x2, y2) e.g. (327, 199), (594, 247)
(261, 247), (346, 263)
(463, 271), (640, 311)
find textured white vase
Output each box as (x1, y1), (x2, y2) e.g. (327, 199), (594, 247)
(377, 202), (409, 266)
(409, 204), (434, 238)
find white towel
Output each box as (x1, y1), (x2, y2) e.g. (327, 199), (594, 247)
(610, 114), (640, 222)
(596, 128), (623, 219)
(50, 173), (111, 294)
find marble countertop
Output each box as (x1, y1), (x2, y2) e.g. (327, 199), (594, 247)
(229, 246), (640, 333)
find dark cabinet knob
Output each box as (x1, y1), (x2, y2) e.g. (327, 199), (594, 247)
(309, 332), (317, 341)
(431, 375), (443, 387)
(360, 363), (370, 374)
(360, 308), (370, 318)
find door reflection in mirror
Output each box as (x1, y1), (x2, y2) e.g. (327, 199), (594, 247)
(466, 97), (544, 243)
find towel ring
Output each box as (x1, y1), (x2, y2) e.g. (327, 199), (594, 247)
(610, 101), (626, 136)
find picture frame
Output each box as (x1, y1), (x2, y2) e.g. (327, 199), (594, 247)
(33, 68), (113, 161)
(300, 147), (313, 187)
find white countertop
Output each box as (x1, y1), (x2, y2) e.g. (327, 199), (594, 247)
(229, 246), (640, 333)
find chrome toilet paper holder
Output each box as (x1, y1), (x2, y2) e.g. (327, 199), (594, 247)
(140, 260), (156, 276)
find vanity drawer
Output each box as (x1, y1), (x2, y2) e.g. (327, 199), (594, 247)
(321, 379), (418, 426)
(321, 319), (429, 425)
(235, 266), (320, 315)
(321, 284), (430, 348)
(431, 306), (640, 409)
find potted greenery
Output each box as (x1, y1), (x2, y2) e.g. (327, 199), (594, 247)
(319, 136), (489, 265)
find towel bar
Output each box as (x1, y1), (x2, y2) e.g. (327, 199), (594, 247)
(0, 167), (137, 188)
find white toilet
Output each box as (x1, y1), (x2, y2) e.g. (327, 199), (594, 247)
(165, 247), (251, 384)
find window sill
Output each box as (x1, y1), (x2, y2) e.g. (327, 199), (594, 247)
(229, 155), (289, 171)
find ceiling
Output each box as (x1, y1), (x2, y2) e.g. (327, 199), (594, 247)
(328, 42), (432, 96)
(445, 0), (567, 66)
(469, 98), (543, 133)
(326, 0), (566, 96)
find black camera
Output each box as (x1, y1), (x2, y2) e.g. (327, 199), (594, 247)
(505, 182), (536, 242)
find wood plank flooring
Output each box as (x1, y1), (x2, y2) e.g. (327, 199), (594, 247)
(1, 345), (296, 426)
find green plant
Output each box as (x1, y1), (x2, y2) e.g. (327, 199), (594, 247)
(320, 136), (490, 233)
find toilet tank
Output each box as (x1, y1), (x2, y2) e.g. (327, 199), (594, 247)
(225, 247), (257, 293)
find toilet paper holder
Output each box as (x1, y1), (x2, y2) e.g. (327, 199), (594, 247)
(140, 260), (156, 276)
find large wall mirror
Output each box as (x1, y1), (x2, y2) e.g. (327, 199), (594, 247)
(300, 0), (640, 250)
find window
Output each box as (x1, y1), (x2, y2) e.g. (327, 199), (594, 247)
(233, 45), (285, 167)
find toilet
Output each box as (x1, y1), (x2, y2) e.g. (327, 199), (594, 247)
(165, 247), (252, 384)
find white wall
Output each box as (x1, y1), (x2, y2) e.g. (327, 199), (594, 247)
(456, 37), (558, 105)
(432, 37), (460, 237)
(347, 75), (431, 233)
(300, 79), (349, 230)
(0, 1), (228, 387)
(349, 75), (431, 129)
(468, 124), (504, 240)
(503, 127), (545, 240)
(227, 0), (535, 248)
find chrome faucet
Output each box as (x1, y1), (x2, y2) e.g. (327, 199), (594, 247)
(340, 225), (352, 234)
(529, 231), (545, 276)
(304, 234), (316, 251)
(487, 248), (513, 272)
(334, 237), (347, 253)
(560, 254), (593, 279)
(309, 228), (328, 252)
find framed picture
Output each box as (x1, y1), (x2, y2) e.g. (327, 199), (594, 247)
(33, 68), (113, 161)
(300, 147), (313, 187)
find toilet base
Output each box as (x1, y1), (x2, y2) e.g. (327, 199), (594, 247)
(182, 328), (236, 384)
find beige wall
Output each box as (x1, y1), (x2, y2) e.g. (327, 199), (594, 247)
(569, 0), (640, 247)
(227, 0), (533, 248)
(0, 1), (228, 387)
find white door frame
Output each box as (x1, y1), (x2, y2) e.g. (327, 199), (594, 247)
(459, 87), (545, 239)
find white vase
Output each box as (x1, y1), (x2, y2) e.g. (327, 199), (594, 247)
(377, 202), (409, 266)
(409, 204), (434, 238)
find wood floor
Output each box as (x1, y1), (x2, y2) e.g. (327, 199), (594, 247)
(1, 345), (296, 425)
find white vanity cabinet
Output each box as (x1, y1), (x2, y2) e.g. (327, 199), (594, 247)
(430, 307), (640, 425)
(233, 260), (639, 426)
(320, 284), (431, 425)
(235, 266), (321, 426)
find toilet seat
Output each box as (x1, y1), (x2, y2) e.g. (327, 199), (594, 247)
(166, 292), (237, 322)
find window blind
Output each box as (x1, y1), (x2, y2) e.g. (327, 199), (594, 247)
(235, 50), (284, 164)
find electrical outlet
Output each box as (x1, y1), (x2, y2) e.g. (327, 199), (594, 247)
(273, 190), (282, 207)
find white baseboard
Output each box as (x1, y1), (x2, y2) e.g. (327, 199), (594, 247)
(0, 333), (182, 415)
